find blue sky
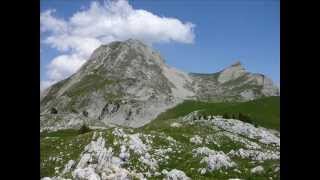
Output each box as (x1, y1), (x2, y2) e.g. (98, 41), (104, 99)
(40, 0), (279, 89)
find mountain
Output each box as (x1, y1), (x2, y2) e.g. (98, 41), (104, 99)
(41, 39), (194, 130)
(190, 61), (279, 102)
(40, 39), (279, 131)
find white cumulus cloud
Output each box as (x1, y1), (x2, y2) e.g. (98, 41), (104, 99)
(40, 9), (68, 34)
(40, 0), (195, 90)
(47, 54), (86, 80)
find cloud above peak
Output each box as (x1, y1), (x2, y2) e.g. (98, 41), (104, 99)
(67, 1), (195, 44)
(40, 0), (195, 90)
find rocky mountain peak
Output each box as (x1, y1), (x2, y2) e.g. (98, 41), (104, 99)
(125, 38), (147, 46)
(230, 61), (243, 67)
(87, 39), (165, 72)
(41, 39), (195, 128)
(217, 61), (247, 83)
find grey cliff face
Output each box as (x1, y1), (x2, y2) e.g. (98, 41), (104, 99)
(40, 39), (279, 130)
(217, 61), (247, 84)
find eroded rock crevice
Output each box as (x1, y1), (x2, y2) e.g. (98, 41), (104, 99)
(98, 102), (121, 120)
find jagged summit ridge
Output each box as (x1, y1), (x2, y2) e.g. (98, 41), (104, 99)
(40, 39), (279, 129)
(217, 61), (247, 84)
(84, 39), (165, 74)
(230, 61), (243, 67)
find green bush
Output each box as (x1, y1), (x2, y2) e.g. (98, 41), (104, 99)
(222, 113), (230, 119)
(82, 111), (89, 117)
(79, 124), (91, 134)
(238, 112), (253, 124)
(50, 107), (58, 114)
(71, 108), (78, 113)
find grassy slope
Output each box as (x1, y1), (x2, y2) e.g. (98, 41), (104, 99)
(40, 129), (94, 178)
(41, 124), (279, 179)
(41, 96), (280, 179)
(143, 96), (280, 130)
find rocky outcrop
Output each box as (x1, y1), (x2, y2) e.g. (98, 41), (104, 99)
(250, 165), (265, 174)
(210, 117), (280, 146)
(164, 169), (190, 180)
(217, 61), (247, 83)
(228, 148), (280, 161)
(192, 147), (236, 171)
(190, 135), (203, 145)
(98, 102), (120, 120)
